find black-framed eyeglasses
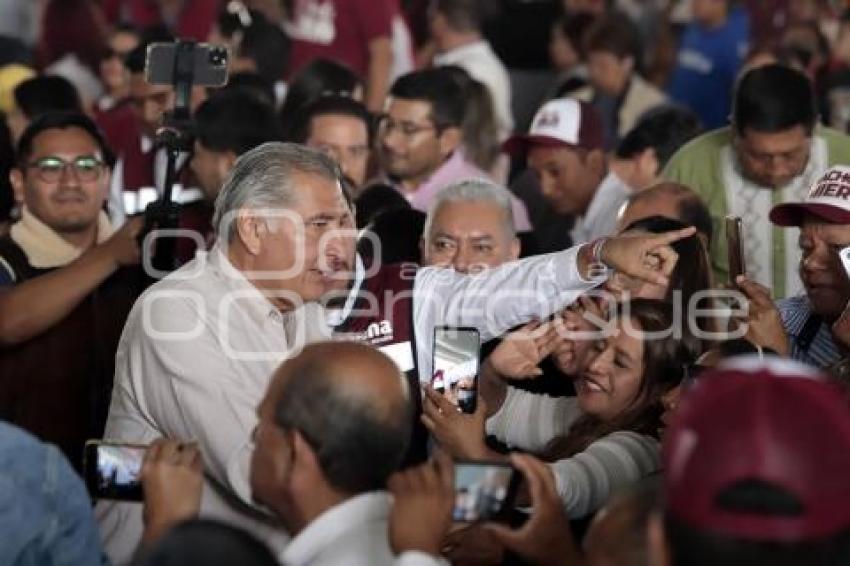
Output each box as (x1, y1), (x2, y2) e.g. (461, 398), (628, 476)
(27, 156), (105, 183)
(377, 114), (440, 138)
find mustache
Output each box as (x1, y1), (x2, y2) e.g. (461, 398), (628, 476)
(52, 189), (88, 200)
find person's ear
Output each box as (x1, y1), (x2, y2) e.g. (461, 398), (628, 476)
(586, 149), (606, 179)
(10, 168), (24, 204)
(219, 150), (238, 180)
(235, 210), (266, 255)
(639, 148), (659, 183)
(622, 55), (635, 75)
(437, 126), (462, 157)
(509, 237), (520, 260)
(646, 511), (672, 566)
(290, 429), (322, 483)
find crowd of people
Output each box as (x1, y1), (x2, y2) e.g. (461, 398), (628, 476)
(2, 0), (850, 565)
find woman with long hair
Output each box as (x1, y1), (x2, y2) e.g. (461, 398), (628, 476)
(607, 215), (717, 350)
(425, 298), (699, 518)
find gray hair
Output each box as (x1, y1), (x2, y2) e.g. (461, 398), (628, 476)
(423, 178), (516, 240)
(213, 142), (341, 244)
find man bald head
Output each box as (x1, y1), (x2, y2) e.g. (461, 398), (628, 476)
(250, 342), (411, 532)
(618, 182), (713, 248)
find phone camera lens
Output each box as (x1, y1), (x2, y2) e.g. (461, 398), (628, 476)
(209, 48), (227, 67)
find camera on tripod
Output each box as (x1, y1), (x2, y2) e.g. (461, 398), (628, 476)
(139, 41), (229, 276)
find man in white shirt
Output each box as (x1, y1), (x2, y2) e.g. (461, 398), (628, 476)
(505, 98), (632, 245)
(429, 0), (514, 138)
(252, 341), (441, 565)
(97, 143), (352, 563)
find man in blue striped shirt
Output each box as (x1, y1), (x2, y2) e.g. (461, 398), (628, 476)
(768, 165), (850, 369)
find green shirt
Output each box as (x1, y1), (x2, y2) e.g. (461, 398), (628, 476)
(662, 126), (850, 297)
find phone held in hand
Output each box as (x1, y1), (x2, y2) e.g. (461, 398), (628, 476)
(83, 440), (147, 501)
(839, 246), (850, 279)
(453, 460), (520, 523)
(432, 326), (481, 414)
(725, 215), (746, 286)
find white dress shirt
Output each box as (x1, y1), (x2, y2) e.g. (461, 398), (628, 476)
(434, 39), (514, 137)
(282, 491), (445, 566)
(97, 246), (330, 564)
(413, 244), (604, 383)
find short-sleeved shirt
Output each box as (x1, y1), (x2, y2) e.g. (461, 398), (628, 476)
(778, 295), (842, 370)
(285, 0), (395, 78)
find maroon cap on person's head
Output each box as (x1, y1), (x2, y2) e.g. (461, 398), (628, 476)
(770, 165), (850, 227)
(502, 98), (604, 156)
(664, 357), (850, 542)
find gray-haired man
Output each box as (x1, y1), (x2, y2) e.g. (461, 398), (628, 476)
(420, 179), (520, 273)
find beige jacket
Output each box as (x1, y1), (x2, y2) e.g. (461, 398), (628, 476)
(572, 74), (668, 138)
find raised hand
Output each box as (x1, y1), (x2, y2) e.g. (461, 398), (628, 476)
(585, 226), (696, 287)
(488, 320), (560, 380)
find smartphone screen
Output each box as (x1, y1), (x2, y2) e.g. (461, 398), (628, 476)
(84, 441), (146, 501)
(432, 326), (480, 414)
(725, 215), (746, 286)
(453, 461), (519, 522)
(839, 246), (850, 279)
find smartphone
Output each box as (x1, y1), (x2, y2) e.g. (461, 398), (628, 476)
(453, 460), (520, 523)
(840, 246), (850, 279)
(725, 215), (746, 286)
(432, 326), (480, 414)
(83, 440), (147, 501)
(145, 42), (229, 87)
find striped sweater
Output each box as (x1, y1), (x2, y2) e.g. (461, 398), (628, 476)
(486, 387), (660, 518)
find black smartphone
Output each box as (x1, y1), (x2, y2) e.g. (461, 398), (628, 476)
(432, 326), (480, 414)
(453, 460), (520, 523)
(725, 215), (746, 286)
(83, 440), (147, 501)
(145, 42), (229, 87)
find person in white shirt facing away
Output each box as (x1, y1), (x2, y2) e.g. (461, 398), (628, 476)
(429, 0), (514, 138)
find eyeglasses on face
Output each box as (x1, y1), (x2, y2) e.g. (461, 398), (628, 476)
(27, 156), (105, 183)
(377, 114), (440, 138)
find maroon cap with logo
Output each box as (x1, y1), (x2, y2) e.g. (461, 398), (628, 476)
(502, 98), (604, 156)
(770, 165), (850, 226)
(664, 357), (850, 541)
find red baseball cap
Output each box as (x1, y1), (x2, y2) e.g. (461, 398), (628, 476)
(664, 357), (850, 541)
(770, 166), (850, 226)
(502, 98), (604, 156)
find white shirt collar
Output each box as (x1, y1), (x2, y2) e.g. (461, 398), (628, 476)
(433, 39), (490, 65)
(207, 245), (284, 324)
(281, 491), (391, 565)
(325, 253), (365, 328)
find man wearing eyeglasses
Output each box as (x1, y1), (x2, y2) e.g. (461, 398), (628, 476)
(378, 68), (531, 232)
(0, 112), (144, 471)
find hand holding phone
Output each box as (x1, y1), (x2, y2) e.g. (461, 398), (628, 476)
(432, 326), (481, 414)
(725, 215), (746, 286)
(453, 460), (520, 523)
(84, 441), (147, 501)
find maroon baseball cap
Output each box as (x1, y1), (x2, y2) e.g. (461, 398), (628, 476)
(664, 357), (850, 541)
(502, 98), (604, 156)
(770, 166), (850, 226)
